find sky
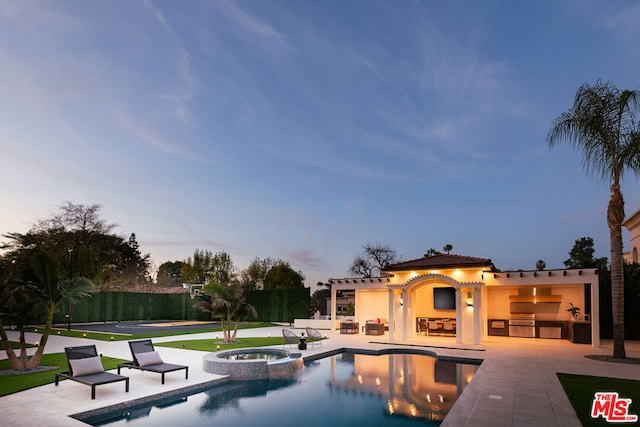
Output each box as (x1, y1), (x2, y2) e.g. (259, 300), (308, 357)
(2, 0), (640, 288)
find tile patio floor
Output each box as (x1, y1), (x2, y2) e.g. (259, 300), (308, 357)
(2, 326), (639, 426)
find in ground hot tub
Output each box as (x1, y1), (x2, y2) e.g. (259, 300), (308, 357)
(203, 348), (303, 380)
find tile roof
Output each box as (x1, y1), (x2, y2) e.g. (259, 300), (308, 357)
(382, 253), (494, 271)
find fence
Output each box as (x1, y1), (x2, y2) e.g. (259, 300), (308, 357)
(53, 288), (310, 324)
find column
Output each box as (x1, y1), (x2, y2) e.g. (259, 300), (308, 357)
(455, 288), (462, 344)
(331, 287), (337, 331)
(401, 289), (408, 341)
(591, 281), (600, 347)
(473, 287), (480, 345)
(388, 289), (395, 340)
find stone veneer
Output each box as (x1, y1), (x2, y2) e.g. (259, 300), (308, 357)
(203, 348), (303, 380)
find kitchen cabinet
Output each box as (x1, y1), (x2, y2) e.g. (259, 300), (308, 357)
(570, 321), (592, 344)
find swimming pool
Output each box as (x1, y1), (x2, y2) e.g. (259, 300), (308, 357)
(75, 350), (480, 426)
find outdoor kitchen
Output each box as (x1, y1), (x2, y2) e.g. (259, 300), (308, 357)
(486, 284), (592, 343)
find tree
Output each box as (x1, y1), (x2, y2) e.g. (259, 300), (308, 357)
(536, 260), (546, 271)
(32, 201), (115, 234)
(1, 203), (150, 289)
(263, 262), (305, 290)
(548, 80), (640, 359)
(311, 282), (331, 315)
(0, 250), (94, 370)
(156, 261), (186, 287)
(443, 244), (453, 254)
(239, 257), (281, 291)
(425, 248), (442, 256)
(349, 242), (398, 278)
(564, 237), (608, 271)
(181, 249), (236, 286)
(193, 281), (256, 343)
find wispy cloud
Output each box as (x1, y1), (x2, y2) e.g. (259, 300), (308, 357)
(287, 248), (328, 270)
(214, 0), (294, 53)
(142, 0), (198, 127)
(110, 98), (215, 166)
(598, 2), (640, 40)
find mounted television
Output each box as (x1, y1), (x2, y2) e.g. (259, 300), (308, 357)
(433, 287), (456, 309)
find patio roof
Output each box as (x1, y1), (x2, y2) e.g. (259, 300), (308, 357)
(382, 253), (495, 272)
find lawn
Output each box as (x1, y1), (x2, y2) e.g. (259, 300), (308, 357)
(557, 373), (640, 426)
(0, 332), (317, 397)
(0, 353), (125, 397)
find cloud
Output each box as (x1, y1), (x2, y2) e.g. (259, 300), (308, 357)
(142, 0), (198, 127)
(110, 98), (216, 166)
(214, 0), (293, 52)
(286, 248), (328, 270)
(598, 2), (640, 39)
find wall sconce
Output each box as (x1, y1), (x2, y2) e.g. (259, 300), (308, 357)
(466, 301), (473, 307)
(466, 291), (473, 307)
(399, 298), (404, 307)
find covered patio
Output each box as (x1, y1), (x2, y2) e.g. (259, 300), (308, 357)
(328, 254), (599, 346)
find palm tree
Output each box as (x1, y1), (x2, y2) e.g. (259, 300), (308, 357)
(0, 251), (94, 370)
(548, 80), (640, 359)
(443, 244), (453, 254)
(193, 282), (257, 344)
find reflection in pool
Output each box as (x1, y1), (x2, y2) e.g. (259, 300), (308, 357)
(79, 351), (480, 426)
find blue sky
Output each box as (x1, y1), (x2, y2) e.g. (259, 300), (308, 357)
(2, 0), (640, 287)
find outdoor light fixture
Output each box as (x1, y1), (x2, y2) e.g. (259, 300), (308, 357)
(216, 345), (220, 351)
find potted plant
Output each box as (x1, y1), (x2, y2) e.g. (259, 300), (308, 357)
(566, 303), (581, 320)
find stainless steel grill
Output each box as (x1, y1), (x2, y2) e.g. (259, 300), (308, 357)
(509, 314), (535, 337)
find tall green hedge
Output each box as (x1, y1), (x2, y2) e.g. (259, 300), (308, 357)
(245, 288), (310, 323)
(53, 292), (206, 324)
(52, 288), (310, 324)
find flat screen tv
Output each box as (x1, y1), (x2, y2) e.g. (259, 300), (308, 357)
(433, 287), (456, 309)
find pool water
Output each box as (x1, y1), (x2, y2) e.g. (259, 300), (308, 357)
(81, 351), (479, 426)
(223, 352), (287, 361)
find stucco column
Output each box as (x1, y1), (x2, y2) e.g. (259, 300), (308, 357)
(401, 289), (408, 341)
(473, 287), (480, 345)
(331, 287), (337, 331)
(456, 288), (462, 344)
(388, 289), (394, 340)
(591, 281), (600, 347)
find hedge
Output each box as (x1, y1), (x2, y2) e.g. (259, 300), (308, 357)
(53, 288), (310, 324)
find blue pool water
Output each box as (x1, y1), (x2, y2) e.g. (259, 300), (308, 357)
(79, 351), (479, 426)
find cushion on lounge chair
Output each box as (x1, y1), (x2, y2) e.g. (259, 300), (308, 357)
(69, 356), (105, 376)
(117, 339), (189, 385)
(135, 351), (163, 366)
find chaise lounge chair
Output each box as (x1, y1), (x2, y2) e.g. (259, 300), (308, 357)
(55, 345), (129, 399)
(282, 328), (299, 348)
(117, 339), (188, 384)
(305, 327), (323, 347)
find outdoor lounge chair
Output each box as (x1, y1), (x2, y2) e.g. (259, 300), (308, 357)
(282, 328), (299, 348)
(305, 327), (323, 347)
(55, 345), (129, 399)
(117, 339), (188, 384)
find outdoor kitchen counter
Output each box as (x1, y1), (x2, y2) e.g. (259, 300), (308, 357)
(535, 320), (570, 339)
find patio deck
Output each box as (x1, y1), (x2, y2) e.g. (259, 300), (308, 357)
(1, 326), (639, 426)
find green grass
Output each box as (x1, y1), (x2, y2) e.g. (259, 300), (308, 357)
(19, 322), (275, 341)
(0, 353), (126, 398)
(557, 373), (640, 426)
(0, 333), (318, 397)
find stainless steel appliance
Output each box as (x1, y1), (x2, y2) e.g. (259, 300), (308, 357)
(509, 314), (535, 338)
